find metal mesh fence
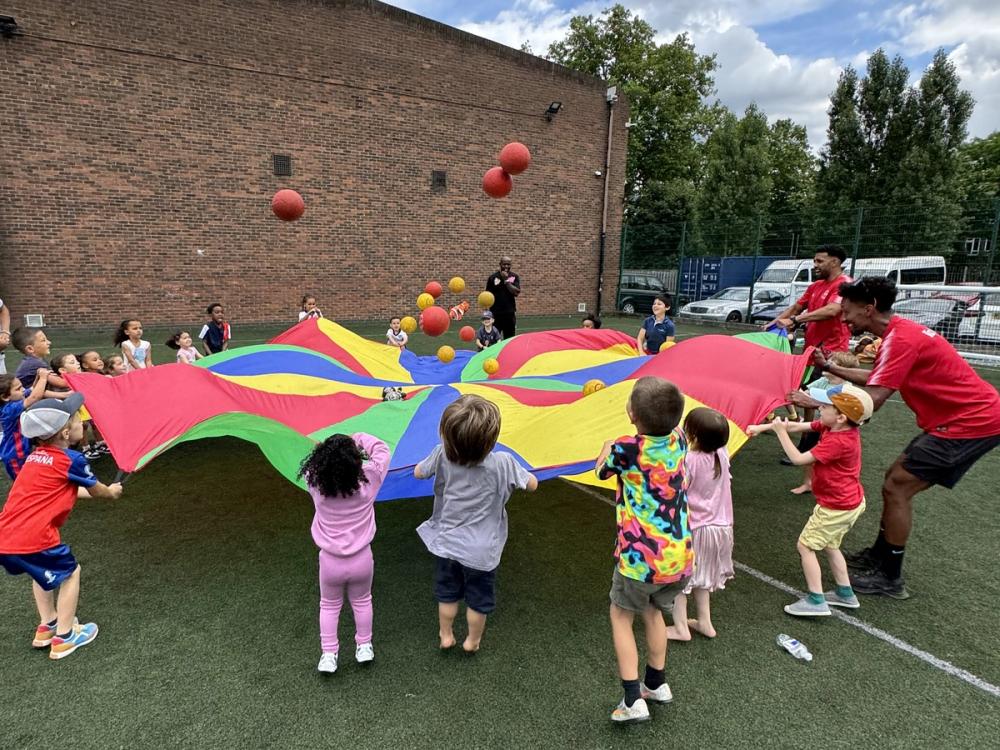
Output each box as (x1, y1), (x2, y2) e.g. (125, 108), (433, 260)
(618, 199), (1000, 364)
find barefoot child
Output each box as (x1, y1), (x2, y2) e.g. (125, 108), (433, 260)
(748, 383), (873, 616)
(666, 407), (733, 641)
(414, 394), (537, 653)
(596, 376), (693, 724)
(299, 433), (390, 674)
(0, 394), (123, 659)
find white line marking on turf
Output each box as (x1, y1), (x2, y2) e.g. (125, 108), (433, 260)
(566, 481), (1000, 699)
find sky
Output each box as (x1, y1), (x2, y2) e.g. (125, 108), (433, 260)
(386, 0), (999, 151)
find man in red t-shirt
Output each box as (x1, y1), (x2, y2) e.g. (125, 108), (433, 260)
(807, 277), (1000, 599)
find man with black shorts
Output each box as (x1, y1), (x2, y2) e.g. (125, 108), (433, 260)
(766, 245), (853, 463)
(485, 256), (521, 340)
(805, 277), (1000, 599)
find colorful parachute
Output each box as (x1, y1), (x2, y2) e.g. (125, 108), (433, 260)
(66, 320), (810, 500)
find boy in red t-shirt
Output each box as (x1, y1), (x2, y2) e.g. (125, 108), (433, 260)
(0, 393), (123, 659)
(749, 383), (874, 616)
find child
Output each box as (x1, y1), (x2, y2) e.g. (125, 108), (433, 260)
(299, 433), (390, 674)
(596, 376), (692, 724)
(199, 303), (231, 355)
(299, 294), (323, 322)
(666, 408), (733, 641)
(413, 395), (537, 653)
(582, 313), (602, 329)
(386, 317), (408, 349)
(12, 328), (66, 393)
(476, 312), (502, 350)
(165, 331), (203, 364)
(104, 355), (127, 377)
(114, 319), (153, 372)
(0, 369), (50, 479)
(748, 383), (873, 617)
(48, 354), (100, 460)
(78, 351), (105, 375)
(789, 351), (860, 496)
(0, 393), (123, 659)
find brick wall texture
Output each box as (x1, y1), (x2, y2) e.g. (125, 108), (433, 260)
(0, 0), (627, 328)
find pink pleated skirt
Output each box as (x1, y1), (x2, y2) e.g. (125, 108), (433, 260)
(684, 525), (735, 594)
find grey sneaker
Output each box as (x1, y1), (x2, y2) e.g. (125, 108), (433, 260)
(317, 652), (338, 673)
(824, 590), (860, 609)
(355, 643), (374, 664)
(784, 597), (831, 617)
(640, 681), (673, 704)
(611, 698), (650, 724)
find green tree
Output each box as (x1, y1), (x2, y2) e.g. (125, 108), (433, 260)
(957, 132), (1000, 202)
(695, 104), (773, 254)
(548, 5), (718, 221)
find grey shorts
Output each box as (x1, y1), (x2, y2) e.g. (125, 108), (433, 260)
(609, 568), (689, 614)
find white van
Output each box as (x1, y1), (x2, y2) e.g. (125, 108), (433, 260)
(754, 256), (946, 298)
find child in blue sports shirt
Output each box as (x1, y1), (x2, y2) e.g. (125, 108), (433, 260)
(0, 393), (123, 659)
(1, 369), (51, 479)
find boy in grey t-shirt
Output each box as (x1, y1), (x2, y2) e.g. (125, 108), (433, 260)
(414, 394), (537, 653)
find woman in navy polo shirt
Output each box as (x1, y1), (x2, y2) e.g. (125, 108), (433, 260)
(636, 295), (675, 354)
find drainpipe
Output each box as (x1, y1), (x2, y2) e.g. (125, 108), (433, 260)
(597, 87), (617, 316)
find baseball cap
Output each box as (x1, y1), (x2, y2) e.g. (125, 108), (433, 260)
(481, 311), (494, 320)
(807, 383), (874, 425)
(20, 393), (85, 439)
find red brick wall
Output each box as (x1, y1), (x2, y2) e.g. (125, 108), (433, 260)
(0, 0), (626, 327)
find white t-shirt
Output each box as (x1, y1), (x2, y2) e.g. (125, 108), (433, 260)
(298, 310), (323, 322)
(386, 329), (408, 347)
(122, 339), (151, 371)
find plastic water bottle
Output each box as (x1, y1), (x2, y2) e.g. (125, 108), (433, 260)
(777, 633), (813, 662)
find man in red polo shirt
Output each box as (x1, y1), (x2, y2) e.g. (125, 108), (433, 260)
(766, 245), (853, 465)
(807, 277), (1000, 598)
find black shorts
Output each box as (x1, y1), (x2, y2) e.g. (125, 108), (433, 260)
(433, 556), (497, 614)
(901, 432), (1000, 489)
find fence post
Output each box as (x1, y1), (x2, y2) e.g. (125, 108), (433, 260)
(676, 222), (687, 306)
(850, 206), (864, 275)
(746, 216), (763, 320)
(614, 223), (629, 315)
(974, 200), (1000, 340)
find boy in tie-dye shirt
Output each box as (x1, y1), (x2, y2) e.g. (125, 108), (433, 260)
(596, 376), (692, 725)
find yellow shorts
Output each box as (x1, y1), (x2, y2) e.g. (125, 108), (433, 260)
(799, 499), (866, 551)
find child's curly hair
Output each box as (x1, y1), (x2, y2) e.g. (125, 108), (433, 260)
(298, 434), (369, 498)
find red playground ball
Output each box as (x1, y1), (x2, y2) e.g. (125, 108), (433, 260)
(271, 189), (305, 221)
(459, 325), (476, 342)
(424, 281), (443, 299)
(420, 305), (451, 337)
(482, 167), (513, 198)
(499, 142), (531, 175)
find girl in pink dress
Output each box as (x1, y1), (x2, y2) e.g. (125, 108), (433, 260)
(165, 331), (203, 364)
(666, 407), (734, 641)
(298, 433), (390, 674)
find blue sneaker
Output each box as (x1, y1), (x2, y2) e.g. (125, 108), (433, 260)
(49, 622), (99, 660)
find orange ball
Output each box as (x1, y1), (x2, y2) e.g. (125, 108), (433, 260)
(459, 325), (476, 342)
(425, 281), (443, 299)
(483, 358), (500, 375)
(499, 142), (531, 175)
(482, 167), (513, 198)
(271, 189), (305, 221)
(477, 291), (495, 309)
(421, 306), (450, 337)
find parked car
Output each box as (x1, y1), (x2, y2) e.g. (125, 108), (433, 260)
(894, 294), (975, 340)
(618, 273), (669, 315)
(958, 298), (1000, 342)
(750, 293), (797, 325)
(679, 287), (786, 323)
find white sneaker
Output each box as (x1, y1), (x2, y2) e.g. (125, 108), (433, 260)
(355, 643), (375, 664)
(317, 652), (338, 673)
(640, 681), (673, 704)
(610, 697), (650, 723)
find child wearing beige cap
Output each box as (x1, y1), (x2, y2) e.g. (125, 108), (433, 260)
(749, 383), (874, 617)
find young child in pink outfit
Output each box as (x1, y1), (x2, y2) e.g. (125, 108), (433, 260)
(298, 432), (390, 674)
(666, 408), (734, 641)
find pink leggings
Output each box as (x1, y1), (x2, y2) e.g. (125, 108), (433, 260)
(318, 546), (374, 653)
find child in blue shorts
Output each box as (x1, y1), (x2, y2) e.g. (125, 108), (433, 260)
(0, 393), (123, 660)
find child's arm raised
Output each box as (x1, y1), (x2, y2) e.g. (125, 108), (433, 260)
(771, 420), (815, 466)
(413, 445), (441, 480)
(747, 419), (814, 437)
(26, 368), (51, 407)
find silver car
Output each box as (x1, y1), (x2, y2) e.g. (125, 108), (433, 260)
(679, 287), (786, 323)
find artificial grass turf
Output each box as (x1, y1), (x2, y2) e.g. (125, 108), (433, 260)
(2, 316), (1000, 747)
